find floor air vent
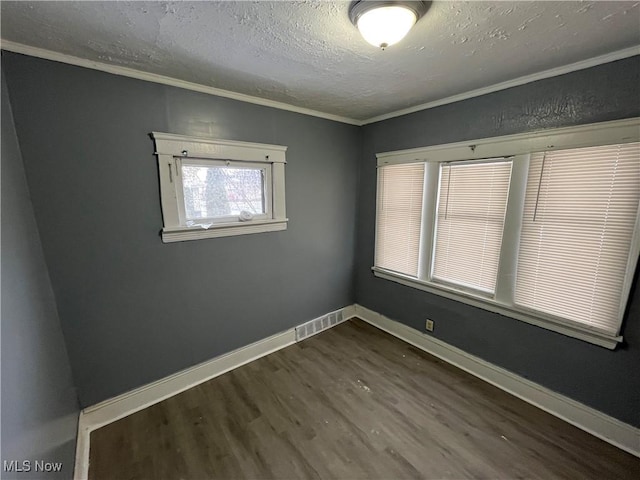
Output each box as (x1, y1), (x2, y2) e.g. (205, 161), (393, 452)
(295, 309), (346, 341)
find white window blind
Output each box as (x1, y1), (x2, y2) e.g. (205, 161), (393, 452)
(375, 163), (425, 277)
(432, 160), (512, 294)
(515, 142), (640, 334)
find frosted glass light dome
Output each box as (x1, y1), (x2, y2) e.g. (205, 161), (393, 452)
(357, 5), (417, 49)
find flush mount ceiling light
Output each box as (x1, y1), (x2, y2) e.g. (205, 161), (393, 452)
(349, 1), (430, 50)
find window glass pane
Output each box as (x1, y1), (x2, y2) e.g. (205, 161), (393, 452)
(432, 160), (512, 294)
(515, 142), (640, 334)
(375, 163), (425, 277)
(181, 165), (265, 220)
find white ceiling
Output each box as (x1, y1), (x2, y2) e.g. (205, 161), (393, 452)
(1, 1), (639, 122)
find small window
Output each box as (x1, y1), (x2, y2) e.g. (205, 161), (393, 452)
(179, 160), (270, 224)
(152, 133), (287, 242)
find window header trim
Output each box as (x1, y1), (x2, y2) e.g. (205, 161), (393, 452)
(376, 118), (640, 167)
(152, 132), (287, 164)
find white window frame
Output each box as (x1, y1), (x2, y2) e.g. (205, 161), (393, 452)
(429, 157), (513, 296)
(176, 158), (273, 225)
(152, 132), (287, 243)
(373, 118), (640, 349)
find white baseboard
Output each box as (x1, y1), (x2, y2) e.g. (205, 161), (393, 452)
(73, 305), (356, 479)
(73, 302), (637, 479)
(354, 304), (640, 458)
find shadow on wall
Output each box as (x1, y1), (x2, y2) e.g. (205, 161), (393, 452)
(1, 67), (79, 478)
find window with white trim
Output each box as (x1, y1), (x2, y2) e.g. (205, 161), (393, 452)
(152, 132), (287, 243)
(375, 163), (425, 276)
(373, 119), (640, 349)
(432, 160), (512, 294)
(514, 144), (639, 333)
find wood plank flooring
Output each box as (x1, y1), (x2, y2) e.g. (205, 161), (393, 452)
(89, 319), (639, 479)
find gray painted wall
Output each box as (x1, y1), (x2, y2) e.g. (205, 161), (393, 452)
(2, 52), (360, 408)
(2, 48), (638, 432)
(1, 72), (79, 477)
(355, 56), (640, 427)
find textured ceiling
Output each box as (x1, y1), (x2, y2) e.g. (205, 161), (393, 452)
(1, 1), (639, 121)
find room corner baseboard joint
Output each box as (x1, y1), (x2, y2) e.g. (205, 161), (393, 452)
(72, 304), (356, 480)
(73, 303), (637, 478)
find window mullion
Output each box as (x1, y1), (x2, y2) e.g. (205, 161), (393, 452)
(495, 154), (529, 304)
(418, 162), (439, 280)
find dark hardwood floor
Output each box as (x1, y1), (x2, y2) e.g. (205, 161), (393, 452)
(89, 319), (639, 479)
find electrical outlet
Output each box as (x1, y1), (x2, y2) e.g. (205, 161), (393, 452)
(425, 319), (434, 332)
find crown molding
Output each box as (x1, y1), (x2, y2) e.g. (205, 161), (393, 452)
(2, 39), (638, 128)
(361, 45), (640, 125)
(0, 39), (363, 126)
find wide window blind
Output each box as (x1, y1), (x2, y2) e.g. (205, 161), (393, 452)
(375, 163), (425, 277)
(432, 160), (512, 293)
(515, 142), (640, 334)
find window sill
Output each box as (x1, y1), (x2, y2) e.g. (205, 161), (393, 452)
(162, 219), (287, 243)
(371, 267), (623, 349)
